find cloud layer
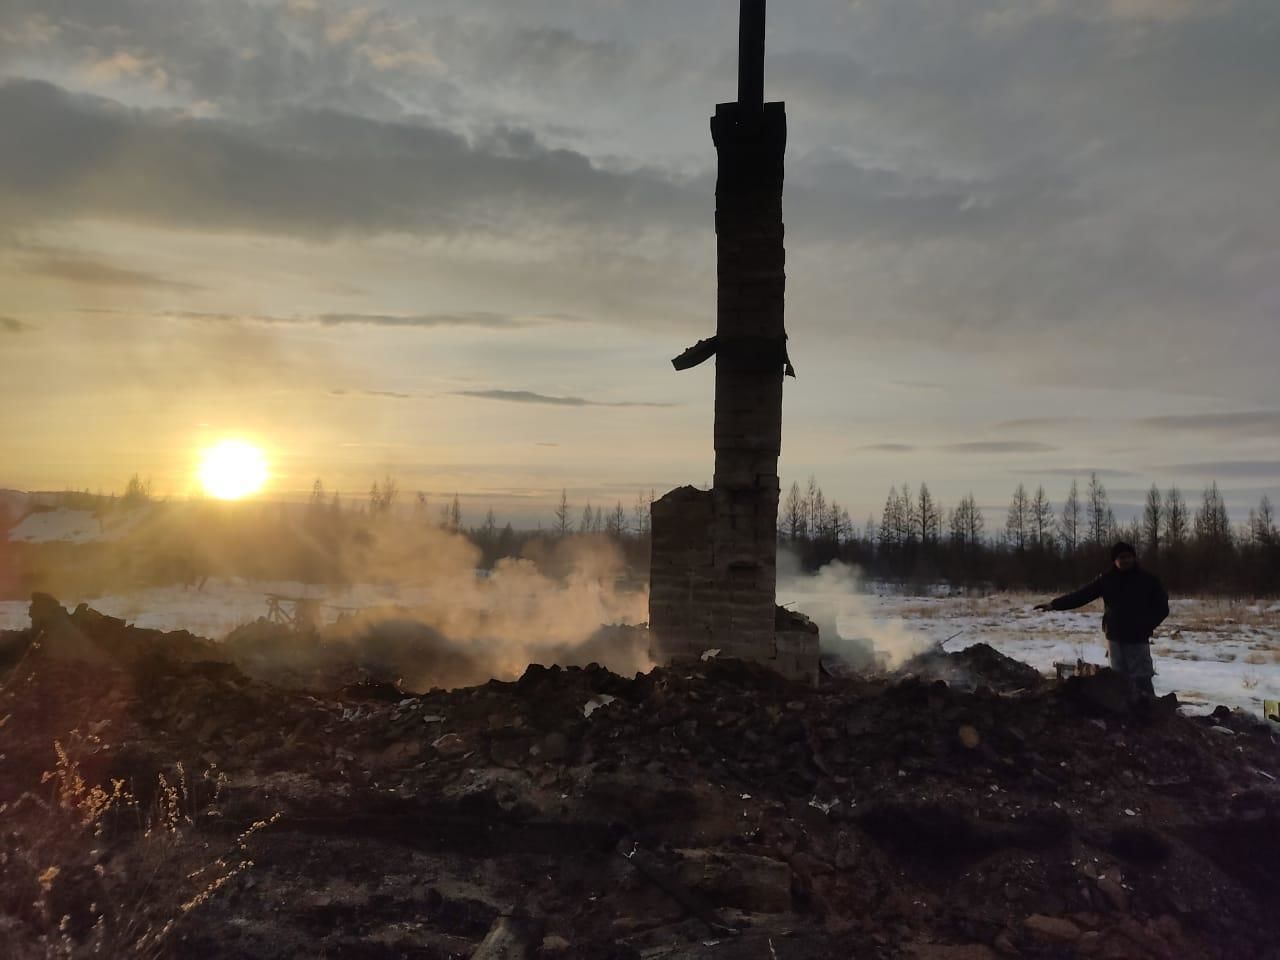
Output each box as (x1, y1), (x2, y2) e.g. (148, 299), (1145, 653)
(1, 0), (1278, 520)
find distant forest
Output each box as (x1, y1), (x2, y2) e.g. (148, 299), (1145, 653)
(10, 470), (1279, 597)
(778, 473), (1280, 597)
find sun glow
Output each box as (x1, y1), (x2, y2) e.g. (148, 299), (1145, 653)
(197, 440), (269, 500)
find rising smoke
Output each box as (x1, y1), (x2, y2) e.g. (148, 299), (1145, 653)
(225, 522), (653, 692)
(9, 497), (653, 691)
(777, 552), (930, 670)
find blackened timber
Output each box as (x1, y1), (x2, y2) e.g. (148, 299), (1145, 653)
(672, 336), (718, 371)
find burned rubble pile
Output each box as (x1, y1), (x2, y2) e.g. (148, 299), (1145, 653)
(3, 599), (1280, 959)
(898, 643), (1045, 694)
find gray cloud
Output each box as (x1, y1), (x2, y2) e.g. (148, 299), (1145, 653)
(0, 78), (697, 242)
(884, 380), (945, 392)
(330, 388), (413, 401)
(0, 75), (1003, 256)
(156, 310), (559, 330)
(943, 441), (1057, 454)
(316, 312), (547, 330)
(862, 443), (915, 452)
(1157, 461), (1280, 479)
(0, 316), (31, 333)
(1139, 412), (1280, 438)
(996, 417), (1092, 430)
(22, 250), (199, 291)
(0, 1), (643, 126)
(454, 389), (674, 409)
(1015, 468), (1137, 478)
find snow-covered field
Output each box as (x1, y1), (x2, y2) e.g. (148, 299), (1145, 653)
(3, 576), (1277, 718)
(0, 579), (445, 640)
(6, 506), (147, 543)
(826, 591), (1280, 718)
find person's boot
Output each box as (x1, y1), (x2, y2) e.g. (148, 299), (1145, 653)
(1136, 677), (1155, 698)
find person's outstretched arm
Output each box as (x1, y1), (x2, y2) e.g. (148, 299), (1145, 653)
(1034, 577), (1104, 612)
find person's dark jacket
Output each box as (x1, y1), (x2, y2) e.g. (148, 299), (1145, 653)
(1049, 567), (1170, 645)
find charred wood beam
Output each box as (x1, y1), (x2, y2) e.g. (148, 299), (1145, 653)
(671, 334), (796, 377)
(672, 336), (718, 371)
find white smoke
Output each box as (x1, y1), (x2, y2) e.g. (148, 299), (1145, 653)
(777, 553), (930, 670)
(234, 527), (654, 690)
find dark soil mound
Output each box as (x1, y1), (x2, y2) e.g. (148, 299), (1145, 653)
(3, 601), (1279, 959)
(899, 640), (1045, 692)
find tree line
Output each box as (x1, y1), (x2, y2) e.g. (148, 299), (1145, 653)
(782, 473), (1280, 596)
(23, 473), (1278, 596)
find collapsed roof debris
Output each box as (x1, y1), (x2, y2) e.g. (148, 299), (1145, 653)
(2, 596), (1279, 958)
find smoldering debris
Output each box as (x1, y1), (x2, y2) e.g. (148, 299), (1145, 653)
(222, 614), (651, 693)
(897, 641), (1045, 693)
(216, 533), (652, 691)
(4, 600), (1280, 959)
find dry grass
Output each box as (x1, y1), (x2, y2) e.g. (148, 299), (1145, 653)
(1, 731), (277, 959)
(1172, 598), (1280, 632)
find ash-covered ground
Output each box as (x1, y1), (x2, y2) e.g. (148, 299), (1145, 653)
(3, 597), (1279, 959)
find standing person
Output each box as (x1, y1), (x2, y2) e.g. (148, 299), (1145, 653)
(1034, 542), (1169, 696)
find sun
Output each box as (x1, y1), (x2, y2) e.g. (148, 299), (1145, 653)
(198, 440), (270, 500)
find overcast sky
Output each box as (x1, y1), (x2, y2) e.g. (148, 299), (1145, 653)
(2, 0), (1278, 526)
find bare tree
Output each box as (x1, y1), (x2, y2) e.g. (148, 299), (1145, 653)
(554, 490), (572, 537)
(880, 487), (903, 549)
(632, 491), (652, 537)
(306, 479), (327, 530)
(827, 501), (849, 545)
(801, 476), (817, 539)
(381, 474), (399, 513)
(608, 501), (628, 537)
(1142, 485), (1162, 558)
(1086, 473), (1114, 546)
(899, 483), (918, 545)
(1006, 484), (1031, 551)
(918, 483), (941, 545)
(122, 474), (152, 506)
(784, 481), (806, 541)
(967, 496), (985, 546)
(1030, 486), (1055, 549)
(1164, 486), (1188, 550)
(368, 475), (399, 515)
(950, 493), (984, 551)
(1194, 482), (1231, 548)
(1060, 480), (1081, 554)
(948, 505), (965, 547)
(1252, 496), (1277, 546)
(812, 486), (828, 541)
